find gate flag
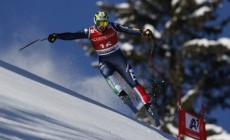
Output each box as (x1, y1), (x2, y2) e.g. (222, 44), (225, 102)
(178, 109), (206, 140)
(178, 90), (206, 140)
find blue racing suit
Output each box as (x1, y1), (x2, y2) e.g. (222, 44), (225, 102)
(55, 22), (151, 104)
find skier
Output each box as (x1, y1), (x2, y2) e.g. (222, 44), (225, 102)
(48, 11), (154, 113)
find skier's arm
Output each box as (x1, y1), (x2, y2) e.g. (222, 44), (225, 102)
(111, 22), (142, 36)
(57, 29), (89, 40)
(111, 22), (153, 38)
(48, 29), (89, 43)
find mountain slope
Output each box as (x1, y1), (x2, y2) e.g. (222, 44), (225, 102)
(0, 60), (176, 140)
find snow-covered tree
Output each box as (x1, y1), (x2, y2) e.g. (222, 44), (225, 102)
(80, 0), (230, 139)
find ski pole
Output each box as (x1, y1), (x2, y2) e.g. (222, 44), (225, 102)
(149, 36), (163, 79)
(19, 37), (47, 51)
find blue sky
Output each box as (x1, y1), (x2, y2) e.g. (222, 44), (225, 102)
(0, 0), (122, 76)
(1, 0), (230, 134)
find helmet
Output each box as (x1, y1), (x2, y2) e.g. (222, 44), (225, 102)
(94, 11), (109, 27)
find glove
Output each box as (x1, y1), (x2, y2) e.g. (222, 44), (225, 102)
(143, 29), (153, 37)
(48, 33), (58, 43)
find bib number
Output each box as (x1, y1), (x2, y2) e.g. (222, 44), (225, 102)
(99, 42), (112, 48)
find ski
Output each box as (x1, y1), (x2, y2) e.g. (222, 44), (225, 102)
(137, 104), (161, 127)
(125, 100), (139, 114)
(120, 95), (139, 114)
(124, 98), (161, 127)
(119, 91), (161, 127)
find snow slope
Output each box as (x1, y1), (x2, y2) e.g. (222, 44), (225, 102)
(0, 60), (177, 140)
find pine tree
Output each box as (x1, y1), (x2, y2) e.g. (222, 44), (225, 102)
(81, 0), (230, 138)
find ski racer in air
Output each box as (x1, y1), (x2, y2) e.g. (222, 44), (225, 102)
(48, 11), (155, 113)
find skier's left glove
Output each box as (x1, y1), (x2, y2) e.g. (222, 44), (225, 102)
(142, 29), (153, 38)
(48, 33), (59, 43)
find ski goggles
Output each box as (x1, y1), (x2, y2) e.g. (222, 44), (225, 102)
(96, 21), (108, 27)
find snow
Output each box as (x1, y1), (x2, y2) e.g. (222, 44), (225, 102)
(96, 1), (130, 10)
(191, 6), (212, 17)
(181, 89), (197, 104)
(0, 60), (176, 140)
(165, 17), (177, 29)
(218, 38), (230, 50)
(175, 7), (182, 14)
(115, 2), (130, 9)
(195, 0), (208, 5)
(166, 124), (178, 137)
(116, 17), (129, 25)
(206, 124), (230, 140)
(171, 0), (180, 7)
(206, 124), (225, 133)
(144, 24), (162, 39)
(120, 42), (134, 55)
(183, 37), (230, 50)
(95, 1), (104, 7)
(218, 54), (230, 63)
(207, 133), (230, 140)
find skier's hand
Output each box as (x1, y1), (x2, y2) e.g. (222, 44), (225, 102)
(48, 33), (58, 43)
(143, 29), (153, 38)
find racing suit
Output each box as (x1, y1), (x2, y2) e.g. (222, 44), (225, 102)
(55, 22), (151, 104)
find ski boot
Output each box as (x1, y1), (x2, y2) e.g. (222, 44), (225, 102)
(118, 91), (138, 113)
(118, 90), (130, 103)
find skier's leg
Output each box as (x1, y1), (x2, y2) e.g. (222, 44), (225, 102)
(106, 75), (131, 103)
(133, 83), (151, 104)
(117, 63), (151, 105)
(99, 61), (129, 102)
(107, 51), (151, 105)
(109, 52), (160, 125)
(122, 66), (160, 125)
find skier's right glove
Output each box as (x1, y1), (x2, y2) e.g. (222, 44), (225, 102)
(142, 29), (153, 38)
(48, 33), (58, 43)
